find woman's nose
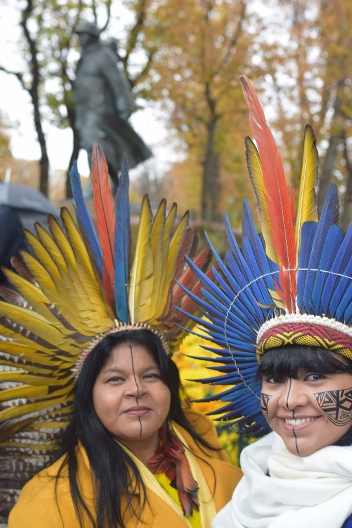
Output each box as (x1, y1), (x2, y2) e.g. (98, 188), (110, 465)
(279, 378), (309, 410)
(125, 377), (147, 397)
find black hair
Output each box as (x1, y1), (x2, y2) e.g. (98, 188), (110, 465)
(257, 346), (352, 381)
(257, 345), (352, 447)
(53, 329), (217, 528)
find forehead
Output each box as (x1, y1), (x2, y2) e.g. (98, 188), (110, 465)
(104, 343), (156, 367)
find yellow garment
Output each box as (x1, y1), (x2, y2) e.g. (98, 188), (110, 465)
(8, 410), (242, 528)
(154, 473), (202, 528)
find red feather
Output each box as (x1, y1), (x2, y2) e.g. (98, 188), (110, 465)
(240, 76), (296, 311)
(90, 143), (115, 312)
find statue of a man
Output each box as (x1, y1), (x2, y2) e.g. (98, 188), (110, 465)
(74, 22), (152, 191)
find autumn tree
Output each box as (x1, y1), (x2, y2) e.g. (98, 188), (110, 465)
(0, 111), (13, 181)
(140, 0), (254, 222)
(262, 0), (352, 226)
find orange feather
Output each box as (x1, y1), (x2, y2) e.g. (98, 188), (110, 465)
(90, 143), (115, 312)
(240, 76), (296, 311)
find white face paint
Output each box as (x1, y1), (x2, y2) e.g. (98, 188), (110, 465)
(261, 369), (352, 456)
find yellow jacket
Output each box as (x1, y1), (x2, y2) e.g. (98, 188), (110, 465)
(9, 410), (242, 528)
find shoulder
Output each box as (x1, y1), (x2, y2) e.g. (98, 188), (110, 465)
(183, 408), (218, 440)
(8, 455), (73, 527)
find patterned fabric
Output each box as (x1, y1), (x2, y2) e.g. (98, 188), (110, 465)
(257, 322), (352, 360)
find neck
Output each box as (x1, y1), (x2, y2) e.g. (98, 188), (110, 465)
(121, 434), (160, 466)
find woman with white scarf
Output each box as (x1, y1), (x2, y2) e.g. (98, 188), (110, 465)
(181, 75), (352, 528)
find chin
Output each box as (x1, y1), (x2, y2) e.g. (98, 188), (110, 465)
(283, 437), (322, 457)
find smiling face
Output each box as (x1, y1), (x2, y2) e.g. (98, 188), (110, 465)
(92, 343), (171, 451)
(261, 368), (352, 456)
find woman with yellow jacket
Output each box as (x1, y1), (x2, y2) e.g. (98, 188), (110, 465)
(9, 329), (241, 528)
(0, 144), (241, 527)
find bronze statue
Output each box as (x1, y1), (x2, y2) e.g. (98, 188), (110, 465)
(74, 22), (152, 192)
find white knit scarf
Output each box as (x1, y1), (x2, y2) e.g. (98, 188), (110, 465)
(212, 432), (352, 528)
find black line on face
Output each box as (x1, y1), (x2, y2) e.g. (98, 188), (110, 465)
(260, 393), (273, 423)
(286, 377), (292, 410)
(129, 344), (142, 437)
(314, 386), (352, 426)
(292, 410), (301, 457)
(285, 378), (301, 456)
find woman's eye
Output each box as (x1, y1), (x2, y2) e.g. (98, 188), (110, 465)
(144, 373), (161, 380)
(106, 376), (124, 383)
(305, 373), (326, 381)
(265, 376), (285, 385)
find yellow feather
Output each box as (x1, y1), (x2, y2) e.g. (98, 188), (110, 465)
(48, 215), (107, 330)
(0, 301), (78, 353)
(295, 125), (319, 257)
(0, 358), (56, 374)
(3, 268), (71, 332)
(20, 251), (97, 337)
(147, 199), (166, 321)
(0, 395), (67, 422)
(268, 288), (286, 309)
(35, 224), (97, 315)
(61, 208), (113, 324)
(158, 211), (189, 314)
(129, 196), (153, 323)
(246, 138), (278, 265)
(0, 384), (49, 402)
(0, 371), (61, 385)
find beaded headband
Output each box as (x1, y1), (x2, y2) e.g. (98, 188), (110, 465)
(177, 76), (352, 437)
(73, 322), (170, 378)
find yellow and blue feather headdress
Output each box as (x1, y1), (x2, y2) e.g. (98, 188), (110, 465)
(0, 144), (212, 516)
(178, 76), (352, 437)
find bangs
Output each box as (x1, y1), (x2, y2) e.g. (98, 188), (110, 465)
(257, 346), (352, 380)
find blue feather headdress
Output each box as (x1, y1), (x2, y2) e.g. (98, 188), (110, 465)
(178, 76), (352, 437)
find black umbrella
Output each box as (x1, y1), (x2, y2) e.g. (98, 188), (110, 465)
(0, 181), (60, 233)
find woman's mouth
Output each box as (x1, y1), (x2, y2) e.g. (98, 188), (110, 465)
(124, 406), (151, 416)
(280, 416), (320, 431)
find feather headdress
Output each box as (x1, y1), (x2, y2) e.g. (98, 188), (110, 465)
(178, 76), (352, 437)
(0, 143), (212, 516)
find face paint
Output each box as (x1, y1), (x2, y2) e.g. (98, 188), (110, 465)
(285, 378), (301, 456)
(314, 386), (352, 426)
(261, 369), (352, 457)
(129, 344), (142, 437)
(260, 393), (273, 423)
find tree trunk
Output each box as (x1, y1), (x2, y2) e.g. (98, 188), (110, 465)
(201, 118), (221, 222)
(317, 83), (344, 214)
(21, 0), (50, 196)
(341, 136), (352, 231)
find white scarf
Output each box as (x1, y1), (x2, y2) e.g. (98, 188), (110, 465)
(212, 432), (352, 528)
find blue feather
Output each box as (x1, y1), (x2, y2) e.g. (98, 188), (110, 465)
(303, 185), (339, 312)
(114, 156), (130, 322)
(69, 162), (103, 277)
(297, 222), (317, 312)
(204, 233), (264, 327)
(311, 225), (344, 314)
(321, 222), (352, 316)
(242, 199), (277, 292)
